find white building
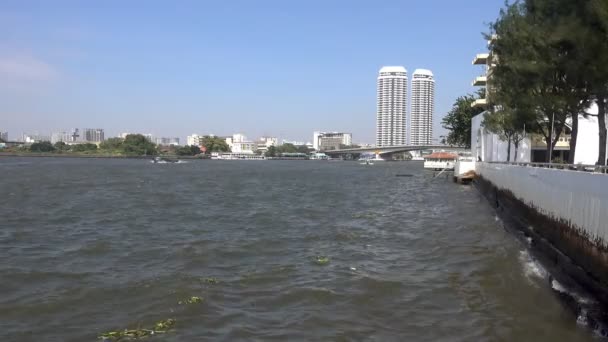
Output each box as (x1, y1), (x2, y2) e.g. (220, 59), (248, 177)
(187, 134), (202, 146)
(83, 128), (104, 142)
(51, 132), (71, 144)
(410, 69), (435, 145)
(155, 137), (180, 146)
(0, 132), (7, 141)
(21, 133), (50, 143)
(471, 112), (532, 163)
(226, 133), (256, 154)
(377, 66), (407, 147)
(313, 131), (352, 151)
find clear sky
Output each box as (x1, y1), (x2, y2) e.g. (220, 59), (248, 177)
(1, 0), (504, 144)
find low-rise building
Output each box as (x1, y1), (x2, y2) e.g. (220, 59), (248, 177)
(313, 132), (353, 151)
(187, 134), (203, 146)
(21, 133), (51, 143)
(226, 134), (256, 154)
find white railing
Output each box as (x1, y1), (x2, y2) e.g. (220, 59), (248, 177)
(488, 161), (608, 174)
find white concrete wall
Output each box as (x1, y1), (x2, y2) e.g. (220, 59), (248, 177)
(477, 162), (608, 244)
(574, 102), (602, 165)
(471, 113), (531, 163)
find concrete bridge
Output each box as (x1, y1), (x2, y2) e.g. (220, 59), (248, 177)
(324, 145), (466, 156)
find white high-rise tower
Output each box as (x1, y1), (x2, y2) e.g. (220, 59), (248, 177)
(410, 69), (435, 145)
(376, 66), (407, 147)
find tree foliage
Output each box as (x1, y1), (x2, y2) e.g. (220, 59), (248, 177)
(488, 0), (608, 164)
(442, 92), (485, 148)
(122, 134), (158, 155)
(99, 137), (123, 151)
(175, 145), (201, 156)
(201, 136), (230, 153)
(30, 141), (55, 152)
(71, 143), (98, 152)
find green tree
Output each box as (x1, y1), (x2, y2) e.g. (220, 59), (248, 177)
(489, 1), (573, 162)
(175, 145), (201, 156)
(265, 145), (277, 157)
(279, 143), (297, 154)
(122, 134), (158, 155)
(201, 136), (230, 153)
(441, 91), (485, 148)
(296, 145), (310, 154)
(582, 0), (608, 165)
(29, 141), (55, 152)
(71, 143), (98, 152)
(53, 141), (69, 152)
(99, 137), (124, 151)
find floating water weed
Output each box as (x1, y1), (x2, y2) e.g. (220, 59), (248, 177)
(315, 256), (330, 265)
(178, 296), (203, 305)
(99, 318), (175, 340)
(204, 277), (219, 285)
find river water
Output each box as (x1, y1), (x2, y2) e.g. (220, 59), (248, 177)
(0, 157), (598, 341)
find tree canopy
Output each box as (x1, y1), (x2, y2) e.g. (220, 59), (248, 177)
(122, 134), (158, 155)
(441, 92), (485, 148)
(201, 136), (230, 153)
(487, 0), (608, 164)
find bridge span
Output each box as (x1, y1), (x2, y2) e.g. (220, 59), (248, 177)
(324, 145), (466, 156)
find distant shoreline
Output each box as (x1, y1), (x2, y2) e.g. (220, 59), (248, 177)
(0, 152), (202, 160)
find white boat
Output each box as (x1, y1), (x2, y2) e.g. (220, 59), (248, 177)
(423, 152), (457, 170)
(360, 159), (374, 165)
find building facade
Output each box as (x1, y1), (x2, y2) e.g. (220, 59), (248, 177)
(226, 134), (256, 154)
(154, 137), (180, 146)
(187, 134), (203, 146)
(83, 128), (104, 142)
(51, 132), (71, 144)
(0, 132), (8, 141)
(313, 131), (352, 151)
(376, 66), (407, 147)
(409, 69), (435, 145)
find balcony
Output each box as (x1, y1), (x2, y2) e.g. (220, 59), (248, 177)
(472, 53), (489, 65)
(472, 76), (487, 86)
(472, 98), (487, 108)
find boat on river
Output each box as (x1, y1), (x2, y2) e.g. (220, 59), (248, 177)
(423, 152), (457, 171)
(152, 156), (180, 164)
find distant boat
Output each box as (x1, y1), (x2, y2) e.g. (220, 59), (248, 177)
(360, 159), (374, 166)
(152, 156), (180, 164)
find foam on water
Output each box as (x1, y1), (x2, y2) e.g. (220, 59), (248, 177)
(519, 250), (547, 282)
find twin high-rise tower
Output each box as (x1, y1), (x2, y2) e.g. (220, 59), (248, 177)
(375, 66), (435, 147)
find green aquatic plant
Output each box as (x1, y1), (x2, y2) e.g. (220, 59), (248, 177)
(178, 296), (204, 305)
(315, 256), (330, 265)
(203, 277), (219, 285)
(99, 318), (175, 340)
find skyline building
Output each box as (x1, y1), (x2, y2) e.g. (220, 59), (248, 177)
(0, 131), (8, 141)
(376, 66), (407, 147)
(409, 69), (435, 145)
(83, 128), (105, 142)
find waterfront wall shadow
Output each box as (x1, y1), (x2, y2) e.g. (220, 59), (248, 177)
(475, 162), (608, 305)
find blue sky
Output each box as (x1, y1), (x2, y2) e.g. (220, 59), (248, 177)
(1, 0), (503, 144)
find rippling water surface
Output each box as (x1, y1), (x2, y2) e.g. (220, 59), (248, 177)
(0, 158), (596, 341)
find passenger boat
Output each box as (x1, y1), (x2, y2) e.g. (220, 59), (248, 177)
(423, 152), (457, 171)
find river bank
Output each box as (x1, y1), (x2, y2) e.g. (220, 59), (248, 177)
(474, 162), (608, 335)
